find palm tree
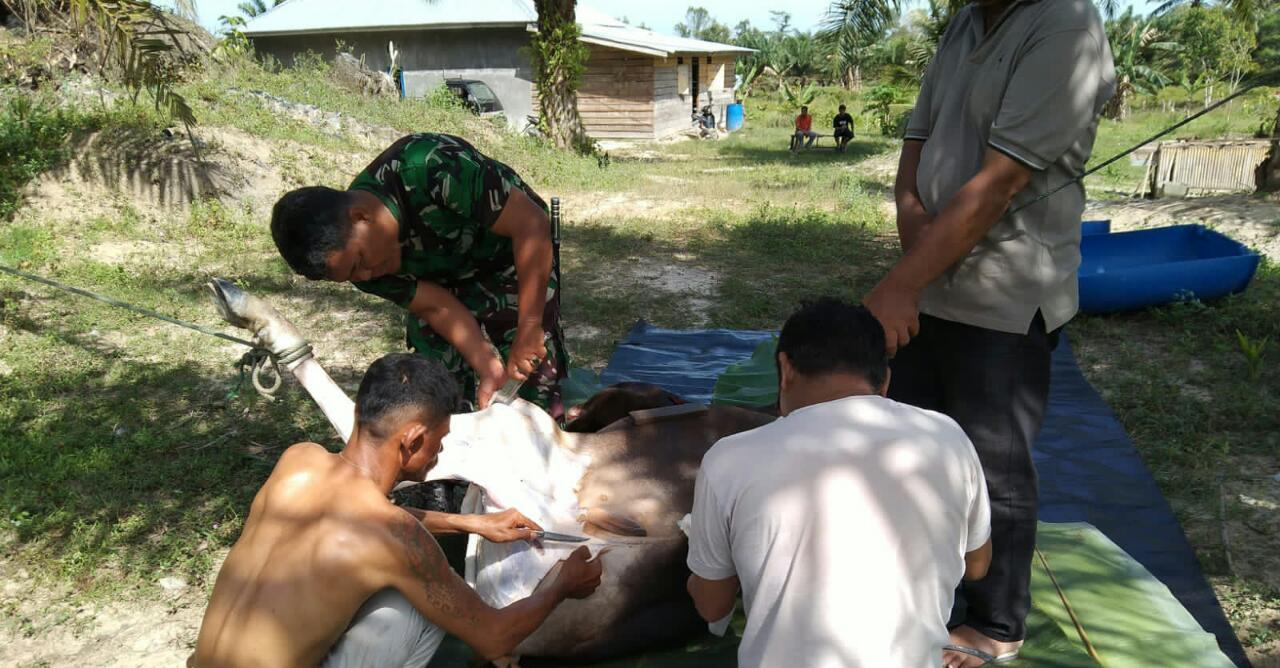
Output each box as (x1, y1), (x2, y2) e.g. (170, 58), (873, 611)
(3, 0), (198, 126)
(819, 0), (900, 90)
(237, 0), (284, 19)
(528, 0), (589, 151)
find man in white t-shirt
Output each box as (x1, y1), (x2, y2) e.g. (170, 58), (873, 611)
(685, 298), (993, 668)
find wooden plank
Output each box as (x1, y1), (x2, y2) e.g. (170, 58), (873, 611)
(583, 123), (655, 131)
(579, 105), (654, 115)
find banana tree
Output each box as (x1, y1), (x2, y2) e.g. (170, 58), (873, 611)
(1103, 9), (1180, 119)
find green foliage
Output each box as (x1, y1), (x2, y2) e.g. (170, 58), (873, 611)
(0, 96), (96, 218)
(862, 83), (903, 135)
(781, 80), (818, 107)
(235, 0), (283, 18)
(1104, 8), (1182, 119)
(1236, 329), (1269, 380)
(1153, 5), (1256, 101)
(9, 0), (202, 127)
(424, 82), (464, 110)
(674, 6), (731, 43)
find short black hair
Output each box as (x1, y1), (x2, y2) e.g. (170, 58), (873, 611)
(355, 353), (460, 439)
(838, 104), (847, 111)
(777, 298), (888, 388)
(270, 186), (355, 280)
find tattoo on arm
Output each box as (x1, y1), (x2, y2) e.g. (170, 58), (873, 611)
(389, 512), (480, 625)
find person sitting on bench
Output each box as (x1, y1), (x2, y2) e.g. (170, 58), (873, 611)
(833, 104), (855, 152)
(792, 106), (818, 150)
(188, 353), (603, 667)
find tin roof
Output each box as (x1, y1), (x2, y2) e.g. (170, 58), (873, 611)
(241, 0), (752, 56)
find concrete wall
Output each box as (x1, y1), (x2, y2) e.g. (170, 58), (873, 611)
(251, 27), (534, 129)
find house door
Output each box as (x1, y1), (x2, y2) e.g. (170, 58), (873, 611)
(690, 57), (700, 114)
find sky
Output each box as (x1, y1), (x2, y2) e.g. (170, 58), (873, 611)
(174, 0), (1159, 36)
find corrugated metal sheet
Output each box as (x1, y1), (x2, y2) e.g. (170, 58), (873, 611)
(1151, 139), (1273, 196)
(242, 0), (535, 35)
(242, 0), (753, 56)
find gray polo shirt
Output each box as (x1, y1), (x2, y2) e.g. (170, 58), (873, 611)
(905, 0), (1115, 334)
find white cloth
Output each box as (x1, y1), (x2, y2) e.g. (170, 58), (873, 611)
(323, 588), (445, 668)
(686, 395), (991, 668)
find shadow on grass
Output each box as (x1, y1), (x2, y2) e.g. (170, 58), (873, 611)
(0, 308), (342, 591)
(713, 135), (895, 167)
(561, 204), (899, 336)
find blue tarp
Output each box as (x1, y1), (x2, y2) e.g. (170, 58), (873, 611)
(600, 321), (1249, 667)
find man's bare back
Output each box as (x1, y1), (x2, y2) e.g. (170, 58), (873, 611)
(191, 353), (602, 668)
(193, 444), (415, 667)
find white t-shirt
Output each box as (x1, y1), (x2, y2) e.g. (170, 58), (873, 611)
(687, 395), (990, 668)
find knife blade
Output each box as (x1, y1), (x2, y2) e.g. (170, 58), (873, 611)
(533, 530), (590, 543)
(490, 354), (542, 406)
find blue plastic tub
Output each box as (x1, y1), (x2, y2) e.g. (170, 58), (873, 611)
(726, 103), (744, 131)
(1081, 219), (1111, 236)
(1078, 224), (1260, 314)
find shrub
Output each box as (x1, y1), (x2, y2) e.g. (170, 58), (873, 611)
(0, 96), (96, 218)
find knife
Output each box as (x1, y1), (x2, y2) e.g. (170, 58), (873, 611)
(532, 530), (590, 543)
(490, 354), (542, 406)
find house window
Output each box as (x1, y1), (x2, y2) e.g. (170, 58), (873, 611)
(677, 62), (690, 96)
(677, 56), (684, 64)
(706, 56), (712, 64)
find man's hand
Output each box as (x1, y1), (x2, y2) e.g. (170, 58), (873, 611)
(473, 509), (543, 543)
(553, 546), (604, 600)
(863, 276), (921, 357)
(506, 324), (547, 381)
(476, 355), (508, 409)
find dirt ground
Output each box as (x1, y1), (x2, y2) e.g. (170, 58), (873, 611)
(0, 536), (213, 666)
(1088, 192), (1280, 261)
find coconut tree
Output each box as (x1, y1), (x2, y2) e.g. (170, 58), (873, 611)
(236, 0), (284, 19)
(819, 0), (900, 90)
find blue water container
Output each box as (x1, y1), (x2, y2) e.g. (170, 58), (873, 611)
(1081, 219), (1111, 236)
(1078, 225), (1260, 313)
(726, 103), (744, 131)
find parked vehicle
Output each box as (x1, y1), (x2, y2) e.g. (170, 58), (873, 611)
(444, 79), (504, 117)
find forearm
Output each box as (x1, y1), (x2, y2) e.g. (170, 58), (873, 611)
(686, 574), (738, 622)
(483, 586), (564, 659)
(512, 231), (552, 332)
(884, 156), (1028, 293)
(894, 140), (930, 251)
(402, 508), (476, 535)
(409, 282), (496, 373)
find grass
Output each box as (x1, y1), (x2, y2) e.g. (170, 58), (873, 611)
(1, 50), (1278, 661)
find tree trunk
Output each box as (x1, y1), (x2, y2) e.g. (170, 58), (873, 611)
(533, 0), (588, 151)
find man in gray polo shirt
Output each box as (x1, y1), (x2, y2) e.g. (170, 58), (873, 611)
(862, 0), (1114, 664)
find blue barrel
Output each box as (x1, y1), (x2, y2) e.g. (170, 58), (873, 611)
(726, 103), (744, 131)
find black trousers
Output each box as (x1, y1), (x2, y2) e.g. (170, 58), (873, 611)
(888, 312), (1059, 642)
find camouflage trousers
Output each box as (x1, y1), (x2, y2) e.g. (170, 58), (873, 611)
(404, 266), (568, 421)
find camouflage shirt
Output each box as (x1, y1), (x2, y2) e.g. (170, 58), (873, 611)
(350, 133), (547, 307)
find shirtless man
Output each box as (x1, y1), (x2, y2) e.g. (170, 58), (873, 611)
(190, 353), (603, 667)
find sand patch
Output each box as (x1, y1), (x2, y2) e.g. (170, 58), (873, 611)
(1087, 194), (1280, 261)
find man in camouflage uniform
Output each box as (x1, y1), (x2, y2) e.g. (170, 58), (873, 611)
(269, 133), (568, 421)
